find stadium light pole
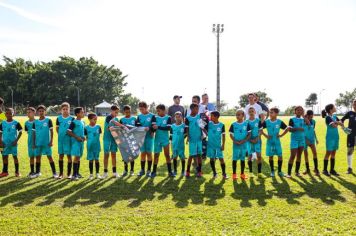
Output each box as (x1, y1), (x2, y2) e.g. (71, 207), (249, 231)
(212, 24), (224, 111)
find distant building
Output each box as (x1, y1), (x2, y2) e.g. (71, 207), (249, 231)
(95, 101), (113, 116)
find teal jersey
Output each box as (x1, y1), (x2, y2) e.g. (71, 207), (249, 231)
(262, 119), (288, 137)
(25, 120), (34, 146)
(120, 116), (137, 126)
(247, 118), (262, 139)
(56, 115), (74, 139)
(154, 115), (171, 142)
(137, 112), (155, 137)
(207, 121), (225, 149)
(171, 123), (186, 150)
(85, 124), (102, 153)
(325, 115), (339, 139)
(289, 117), (305, 141)
(68, 119), (85, 140)
(185, 114), (203, 142)
(33, 118), (53, 146)
(229, 121), (250, 141)
(304, 119), (316, 142)
(103, 115), (119, 140)
(0, 120), (22, 145)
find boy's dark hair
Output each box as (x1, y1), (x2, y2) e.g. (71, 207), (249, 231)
(5, 107), (14, 114)
(294, 106), (304, 112)
(156, 104), (166, 111)
(202, 93), (208, 97)
(192, 95), (200, 103)
(174, 111), (182, 117)
(37, 105), (46, 111)
(61, 102), (70, 109)
(123, 105), (131, 111)
(111, 105), (119, 111)
(322, 104), (334, 118)
(306, 110), (314, 116)
(190, 103), (199, 110)
(74, 107), (83, 115)
(248, 93), (255, 97)
(211, 111), (220, 118)
(88, 113), (97, 120)
(270, 107), (280, 114)
(138, 101), (148, 108)
(27, 107), (36, 113)
(0, 97), (4, 105)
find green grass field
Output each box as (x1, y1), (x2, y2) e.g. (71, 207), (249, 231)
(0, 116), (355, 235)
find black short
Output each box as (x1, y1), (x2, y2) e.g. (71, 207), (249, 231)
(347, 135), (356, 148)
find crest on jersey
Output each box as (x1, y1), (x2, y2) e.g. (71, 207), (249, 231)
(43, 123), (48, 127)
(11, 125), (15, 129)
(217, 128), (221, 132)
(146, 117), (151, 122)
(276, 125), (279, 129)
(162, 120), (167, 125)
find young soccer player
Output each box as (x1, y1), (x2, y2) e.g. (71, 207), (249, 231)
(67, 107), (85, 180)
(151, 104), (174, 177)
(229, 109), (250, 180)
(0, 108), (22, 177)
(170, 111), (187, 176)
(303, 110), (320, 175)
(185, 103), (204, 178)
(119, 105), (136, 176)
(32, 105), (58, 178)
(247, 107), (263, 177)
(207, 111), (227, 179)
(341, 99), (356, 174)
(286, 106), (306, 178)
(136, 101), (155, 177)
(25, 107), (36, 177)
(85, 113), (102, 179)
(322, 104), (344, 176)
(56, 102), (74, 179)
(0, 98), (5, 154)
(103, 105), (124, 178)
(261, 107), (289, 177)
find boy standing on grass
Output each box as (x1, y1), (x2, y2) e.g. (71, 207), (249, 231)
(56, 102), (74, 179)
(185, 103), (204, 178)
(151, 104), (174, 178)
(0, 108), (22, 178)
(171, 111), (187, 177)
(85, 113), (102, 180)
(136, 101), (155, 177)
(261, 107), (289, 177)
(119, 105), (137, 176)
(341, 99), (356, 174)
(67, 107), (85, 180)
(32, 105), (58, 178)
(229, 109), (250, 180)
(0, 98), (5, 154)
(303, 110), (320, 176)
(247, 107), (263, 178)
(206, 111), (227, 179)
(25, 107), (36, 177)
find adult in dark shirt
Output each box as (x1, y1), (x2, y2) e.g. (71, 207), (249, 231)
(341, 99), (356, 174)
(255, 93), (269, 120)
(168, 95), (185, 123)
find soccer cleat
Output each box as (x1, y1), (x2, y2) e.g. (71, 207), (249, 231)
(169, 172), (176, 177)
(102, 172), (109, 179)
(278, 171), (285, 177)
(137, 170), (145, 176)
(89, 174), (94, 180)
(53, 173), (59, 179)
(71, 175), (79, 181)
(96, 173), (103, 179)
(240, 174), (248, 180)
(113, 172), (120, 178)
(196, 172), (203, 178)
(173, 171), (177, 176)
(222, 173), (229, 179)
(232, 174), (238, 180)
(322, 170), (330, 177)
(295, 172), (301, 177)
(150, 172), (157, 178)
(67, 175), (72, 179)
(346, 168), (353, 174)
(185, 171), (190, 178)
(0, 172), (9, 178)
(15, 173), (21, 177)
(303, 170), (311, 175)
(314, 169), (320, 176)
(285, 174), (292, 178)
(213, 173), (218, 179)
(181, 171), (185, 177)
(57, 174), (63, 179)
(129, 171), (135, 176)
(27, 172), (35, 178)
(330, 170), (340, 176)
(270, 171), (275, 177)
(122, 171), (128, 177)
(146, 171), (151, 177)
(77, 173), (83, 179)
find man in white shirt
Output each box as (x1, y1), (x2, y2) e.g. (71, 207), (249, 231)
(244, 93), (263, 119)
(186, 95), (206, 117)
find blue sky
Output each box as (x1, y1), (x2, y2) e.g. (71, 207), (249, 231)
(1, 0), (356, 110)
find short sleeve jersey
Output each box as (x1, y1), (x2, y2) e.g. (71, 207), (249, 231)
(185, 114), (202, 142)
(229, 121), (250, 141)
(56, 115), (74, 139)
(262, 119), (288, 137)
(247, 118), (262, 139)
(304, 119), (316, 141)
(207, 121), (225, 149)
(154, 115), (171, 141)
(289, 117), (306, 141)
(68, 119), (85, 140)
(104, 115), (119, 140)
(25, 120), (34, 146)
(171, 123), (186, 150)
(0, 120), (22, 145)
(325, 114), (340, 139)
(120, 116), (137, 126)
(341, 111), (356, 136)
(84, 124), (102, 151)
(33, 118), (53, 146)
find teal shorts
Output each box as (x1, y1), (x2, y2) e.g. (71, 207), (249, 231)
(249, 140), (261, 154)
(141, 137), (153, 153)
(290, 139), (306, 149)
(207, 147), (223, 159)
(58, 136), (71, 155)
(326, 137), (339, 151)
(104, 138), (118, 153)
(189, 141), (202, 157)
(27, 144), (35, 158)
(266, 141), (282, 157)
(304, 138), (316, 149)
(172, 149), (185, 159)
(87, 151), (100, 161)
(71, 141), (84, 157)
(233, 145), (247, 161)
(2, 145), (18, 156)
(154, 139), (169, 153)
(35, 145), (52, 156)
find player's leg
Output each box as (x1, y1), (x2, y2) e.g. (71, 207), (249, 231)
(256, 152), (262, 175)
(196, 155), (202, 177)
(0, 154), (9, 177)
(277, 156), (284, 176)
(323, 151), (331, 176)
(66, 155), (72, 178)
(58, 154), (64, 178)
(295, 146), (303, 176)
(95, 160), (101, 178)
(163, 144), (173, 176)
(13, 155), (20, 177)
(89, 160), (94, 178)
(35, 155), (41, 177)
(247, 155), (253, 174)
(129, 160), (135, 175)
(209, 157), (217, 177)
(146, 152), (153, 176)
(111, 151), (118, 177)
(186, 156), (193, 177)
(309, 144), (319, 175)
(303, 147), (309, 175)
(138, 152), (146, 176)
(47, 155), (57, 178)
(240, 156), (247, 180)
(346, 137), (355, 174)
(103, 152), (109, 177)
(219, 158), (227, 179)
(286, 149), (298, 178)
(268, 156), (274, 176)
(151, 152), (160, 177)
(72, 156), (80, 180)
(232, 159), (237, 180)
(330, 150), (339, 176)
(29, 157), (35, 177)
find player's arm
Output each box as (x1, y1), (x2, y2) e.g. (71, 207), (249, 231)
(67, 122), (83, 142)
(13, 123), (23, 146)
(341, 112), (349, 124)
(32, 123), (36, 148)
(335, 116), (344, 127)
(288, 119), (299, 132)
(221, 124), (225, 151)
(0, 123), (3, 147)
(241, 124), (251, 144)
(56, 117), (59, 133)
(49, 119), (54, 146)
(326, 116), (339, 128)
(157, 117), (172, 131)
(185, 119), (190, 143)
(260, 121), (270, 139)
(228, 124), (237, 144)
(278, 121), (289, 138)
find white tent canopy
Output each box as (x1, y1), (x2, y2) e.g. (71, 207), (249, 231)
(95, 101), (113, 115)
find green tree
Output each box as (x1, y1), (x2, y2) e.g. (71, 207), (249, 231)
(284, 106), (296, 115)
(305, 93), (318, 111)
(335, 88), (356, 111)
(238, 91), (272, 107)
(116, 93), (140, 114)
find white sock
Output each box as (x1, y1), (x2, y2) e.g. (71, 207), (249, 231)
(347, 154), (353, 169)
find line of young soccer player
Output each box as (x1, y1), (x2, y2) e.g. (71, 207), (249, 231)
(0, 99), (355, 180)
